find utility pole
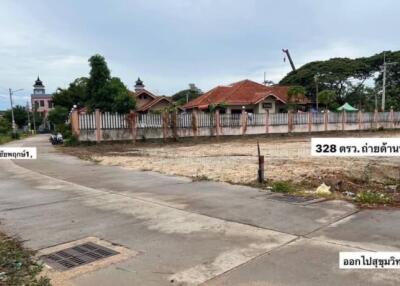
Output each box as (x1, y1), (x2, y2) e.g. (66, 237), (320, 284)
(26, 101), (31, 133)
(8, 88), (23, 136)
(382, 53), (387, 111)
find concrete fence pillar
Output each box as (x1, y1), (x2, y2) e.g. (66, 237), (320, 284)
(358, 110), (363, 130)
(71, 109), (80, 137)
(241, 110), (247, 135)
(374, 109), (378, 129)
(265, 110), (269, 134)
(307, 111), (312, 133)
(341, 111), (345, 131)
(162, 112), (169, 142)
(130, 111), (137, 144)
(192, 110), (198, 138)
(390, 107), (394, 129)
(324, 111), (328, 131)
(215, 110), (221, 138)
(95, 109), (101, 143)
(288, 110), (293, 133)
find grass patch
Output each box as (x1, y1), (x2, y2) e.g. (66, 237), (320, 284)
(355, 191), (393, 205)
(0, 232), (51, 286)
(271, 181), (295, 193)
(0, 135), (12, 145)
(192, 175), (211, 181)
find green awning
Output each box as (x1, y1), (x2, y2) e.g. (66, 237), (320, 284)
(336, 102), (358, 112)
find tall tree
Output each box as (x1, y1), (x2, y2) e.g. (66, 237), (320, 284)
(4, 105), (28, 128)
(86, 54), (111, 110)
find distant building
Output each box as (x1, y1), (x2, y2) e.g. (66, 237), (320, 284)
(31, 77), (54, 116)
(31, 77), (54, 130)
(131, 78), (178, 113)
(184, 79), (309, 114)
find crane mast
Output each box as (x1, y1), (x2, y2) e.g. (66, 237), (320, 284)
(282, 49), (296, 71)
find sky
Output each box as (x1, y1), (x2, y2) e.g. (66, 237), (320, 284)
(0, 0), (399, 110)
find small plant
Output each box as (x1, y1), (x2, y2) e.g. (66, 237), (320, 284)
(355, 191), (392, 205)
(271, 181), (295, 193)
(0, 233), (51, 285)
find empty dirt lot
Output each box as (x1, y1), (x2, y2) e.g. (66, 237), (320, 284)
(64, 131), (400, 194)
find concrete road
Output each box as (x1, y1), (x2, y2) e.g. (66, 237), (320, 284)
(0, 135), (399, 286)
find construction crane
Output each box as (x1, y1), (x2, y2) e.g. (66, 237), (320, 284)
(282, 49), (296, 71)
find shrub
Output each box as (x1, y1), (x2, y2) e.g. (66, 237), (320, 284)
(55, 123), (72, 139)
(355, 191), (392, 205)
(63, 135), (79, 146)
(271, 181), (295, 193)
(11, 132), (20, 140)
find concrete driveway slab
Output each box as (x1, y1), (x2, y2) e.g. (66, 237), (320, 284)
(205, 238), (400, 286)
(309, 209), (400, 251)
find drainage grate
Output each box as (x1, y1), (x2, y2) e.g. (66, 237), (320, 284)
(269, 195), (316, 203)
(40, 242), (119, 271)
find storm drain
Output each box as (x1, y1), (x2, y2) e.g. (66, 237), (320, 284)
(269, 195), (316, 203)
(40, 242), (119, 271)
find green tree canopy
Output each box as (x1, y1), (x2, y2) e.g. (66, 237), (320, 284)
(280, 50), (400, 111)
(108, 78), (136, 113)
(318, 90), (337, 110)
(172, 88), (202, 106)
(53, 54), (135, 114)
(4, 105), (28, 128)
(52, 77), (88, 110)
(48, 106), (69, 126)
(287, 86), (306, 101)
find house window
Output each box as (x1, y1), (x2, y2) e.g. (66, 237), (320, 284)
(48, 101), (53, 108)
(34, 101), (39, 109)
(139, 94), (147, 100)
(262, 102), (272, 109)
(40, 100), (45, 107)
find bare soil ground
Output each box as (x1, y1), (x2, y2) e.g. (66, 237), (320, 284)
(62, 131), (400, 205)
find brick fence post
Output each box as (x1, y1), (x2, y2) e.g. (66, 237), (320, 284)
(130, 111), (137, 144)
(71, 109), (80, 138)
(265, 110), (269, 134)
(308, 111), (312, 133)
(95, 109), (101, 143)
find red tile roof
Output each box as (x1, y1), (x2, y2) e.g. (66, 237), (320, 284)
(183, 79), (308, 109)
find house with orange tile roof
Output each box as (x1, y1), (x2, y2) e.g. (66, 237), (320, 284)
(132, 78), (177, 113)
(183, 79), (308, 114)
